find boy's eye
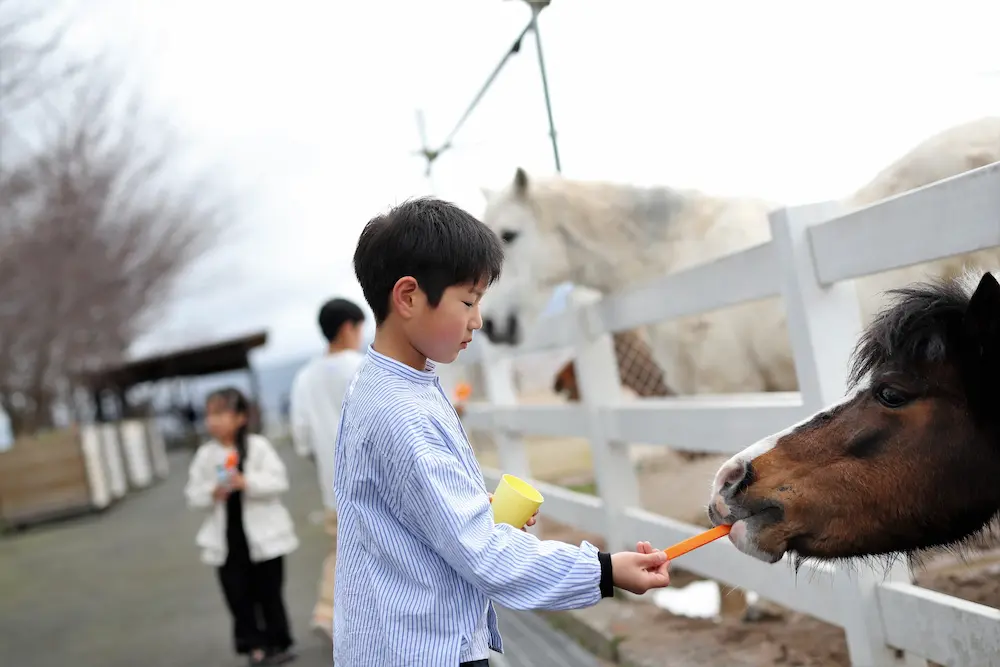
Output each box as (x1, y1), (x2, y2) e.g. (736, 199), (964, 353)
(463, 301), (473, 307)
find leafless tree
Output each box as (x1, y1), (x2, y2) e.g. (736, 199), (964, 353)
(0, 1), (230, 434)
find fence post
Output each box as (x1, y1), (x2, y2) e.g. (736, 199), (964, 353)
(479, 345), (532, 501)
(569, 288), (641, 554)
(770, 202), (924, 667)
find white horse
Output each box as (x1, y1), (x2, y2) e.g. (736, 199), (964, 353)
(479, 116), (1000, 396)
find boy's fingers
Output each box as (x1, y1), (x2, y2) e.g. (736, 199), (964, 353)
(649, 571), (671, 587)
(639, 550), (667, 567)
(641, 565), (671, 585)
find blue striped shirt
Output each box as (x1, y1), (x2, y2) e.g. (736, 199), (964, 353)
(332, 346), (607, 666)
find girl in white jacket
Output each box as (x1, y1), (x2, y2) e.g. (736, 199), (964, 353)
(185, 387), (299, 666)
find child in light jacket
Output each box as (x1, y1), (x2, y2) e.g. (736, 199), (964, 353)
(185, 387), (299, 666)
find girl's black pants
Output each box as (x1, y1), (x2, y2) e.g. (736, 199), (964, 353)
(217, 547), (293, 655)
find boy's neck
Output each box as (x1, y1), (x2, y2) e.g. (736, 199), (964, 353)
(326, 340), (355, 355)
(373, 325), (428, 372)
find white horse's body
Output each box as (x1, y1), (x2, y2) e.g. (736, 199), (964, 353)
(480, 116), (1000, 395)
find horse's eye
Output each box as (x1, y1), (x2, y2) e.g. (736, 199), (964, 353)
(874, 384), (910, 409)
(500, 229), (519, 244)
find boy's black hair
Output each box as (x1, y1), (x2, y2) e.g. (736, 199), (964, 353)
(353, 197), (504, 324)
(318, 297), (366, 343)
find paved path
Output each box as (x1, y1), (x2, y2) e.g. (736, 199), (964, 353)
(0, 444), (601, 667)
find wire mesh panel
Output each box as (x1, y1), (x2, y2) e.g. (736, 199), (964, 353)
(554, 329), (670, 400)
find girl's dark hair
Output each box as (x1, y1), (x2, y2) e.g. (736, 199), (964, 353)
(206, 386), (251, 470)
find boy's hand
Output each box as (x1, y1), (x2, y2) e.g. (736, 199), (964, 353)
(487, 493), (539, 531)
(610, 541), (670, 594)
(212, 486), (230, 501)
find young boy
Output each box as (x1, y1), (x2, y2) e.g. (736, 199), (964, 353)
(289, 297), (367, 640)
(334, 197), (671, 666)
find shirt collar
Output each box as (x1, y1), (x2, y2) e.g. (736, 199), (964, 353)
(366, 345), (437, 384)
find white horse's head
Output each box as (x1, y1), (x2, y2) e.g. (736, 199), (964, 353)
(480, 167), (574, 345)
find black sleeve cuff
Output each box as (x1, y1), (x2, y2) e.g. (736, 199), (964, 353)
(598, 551), (614, 598)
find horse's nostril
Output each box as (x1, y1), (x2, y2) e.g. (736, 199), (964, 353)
(720, 460), (752, 498)
(483, 319), (495, 338)
(508, 314), (519, 344)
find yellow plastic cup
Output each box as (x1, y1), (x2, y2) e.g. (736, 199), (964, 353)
(491, 474), (544, 528)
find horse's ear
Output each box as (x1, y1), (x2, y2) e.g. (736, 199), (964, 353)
(481, 186), (494, 201)
(963, 272), (1000, 359)
(514, 167), (529, 196)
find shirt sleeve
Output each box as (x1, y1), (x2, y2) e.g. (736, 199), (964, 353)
(289, 371), (311, 458)
(184, 446), (217, 510)
(398, 437), (604, 612)
(243, 436), (290, 500)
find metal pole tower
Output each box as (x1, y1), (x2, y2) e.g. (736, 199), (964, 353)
(413, 0), (563, 182)
(526, 1), (561, 173)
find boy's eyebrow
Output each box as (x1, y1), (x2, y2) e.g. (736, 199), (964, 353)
(470, 287), (485, 297)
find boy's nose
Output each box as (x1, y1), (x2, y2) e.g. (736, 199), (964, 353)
(470, 308), (483, 330)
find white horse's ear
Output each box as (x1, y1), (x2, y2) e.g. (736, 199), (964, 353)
(481, 186), (494, 200)
(514, 167), (529, 196)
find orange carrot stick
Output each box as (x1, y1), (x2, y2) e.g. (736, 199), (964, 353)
(664, 524), (732, 560)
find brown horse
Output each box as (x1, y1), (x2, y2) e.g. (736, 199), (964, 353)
(707, 271), (1000, 564)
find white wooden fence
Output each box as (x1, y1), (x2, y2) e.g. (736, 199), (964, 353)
(456, 161), (1000, 667)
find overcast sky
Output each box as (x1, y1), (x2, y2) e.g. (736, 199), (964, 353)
(62, 0), (1000, 365)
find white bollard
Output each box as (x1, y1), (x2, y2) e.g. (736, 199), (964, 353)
(120, 419), (153, 489)
(144, 418), (169, 479)
(100, 422), (127, 499)
(80, 424), (112, 509)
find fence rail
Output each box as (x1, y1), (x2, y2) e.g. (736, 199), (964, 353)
(460, 160), (1000, 666)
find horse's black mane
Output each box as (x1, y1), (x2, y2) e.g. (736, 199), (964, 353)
(849, 275), (973, 387)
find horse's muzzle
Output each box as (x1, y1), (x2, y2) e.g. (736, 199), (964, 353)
(482, 314), (520, 345)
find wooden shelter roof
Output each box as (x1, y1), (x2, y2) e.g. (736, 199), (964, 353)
(78, 331), (268, 392)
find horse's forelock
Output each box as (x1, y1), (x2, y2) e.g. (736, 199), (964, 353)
(849, 276), (974, 386)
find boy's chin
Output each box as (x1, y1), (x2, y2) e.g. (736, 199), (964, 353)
(423, 347), (461, 365)
(438, 349), (462, 363)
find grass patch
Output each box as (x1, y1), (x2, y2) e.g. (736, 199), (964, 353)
(567, 481), (598, 496)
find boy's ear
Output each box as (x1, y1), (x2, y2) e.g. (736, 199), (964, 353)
(391, 276), (421, 320)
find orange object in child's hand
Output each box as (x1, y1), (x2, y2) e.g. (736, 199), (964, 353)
(454, 382), (472, 402)
(664, 525), (732, 560)
(224, 451), (239, 470)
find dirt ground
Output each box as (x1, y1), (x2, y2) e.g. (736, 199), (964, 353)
(537, 516), (1000, 667)
(468, 389), (1000, 667)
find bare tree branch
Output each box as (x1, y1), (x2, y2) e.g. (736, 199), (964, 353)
(0, 3), (231, 433)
